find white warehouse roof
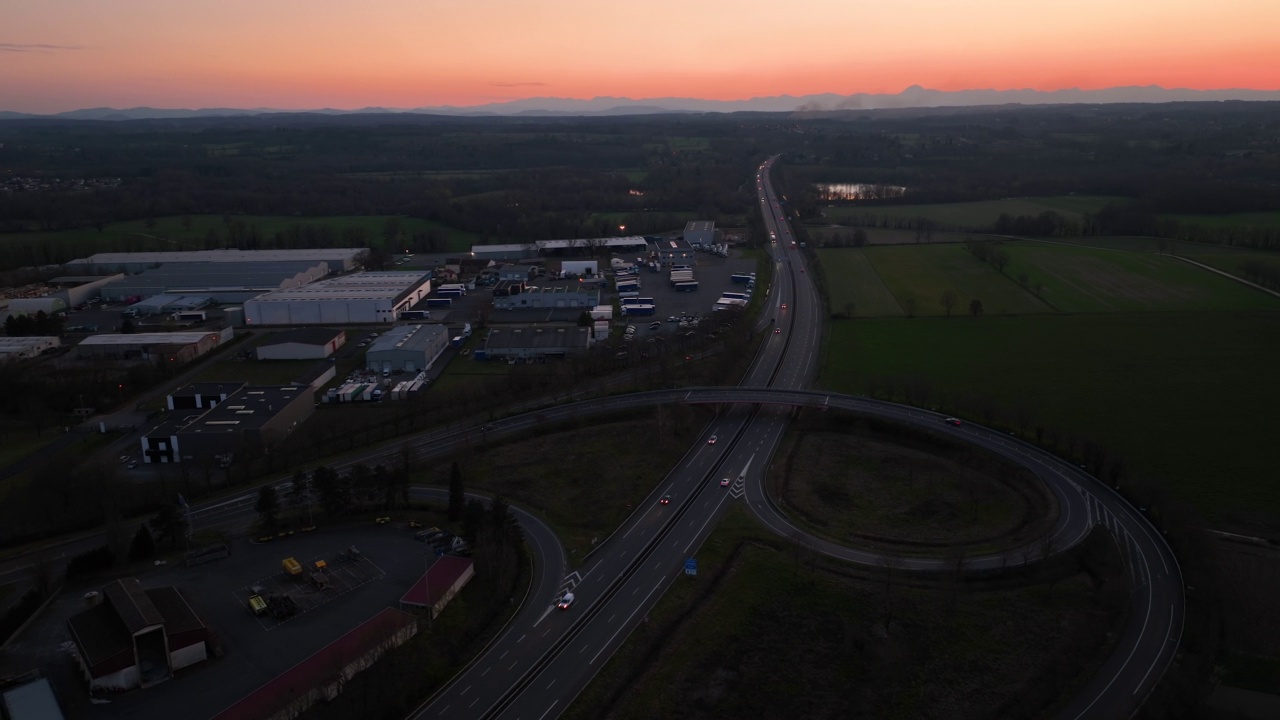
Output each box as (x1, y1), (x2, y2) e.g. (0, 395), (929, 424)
(246, 271), (431, 303)
(78, 332), (220, 346)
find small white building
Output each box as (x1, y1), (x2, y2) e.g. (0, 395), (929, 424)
(0, 336), (60, 361)
(560, 260), (599, 276)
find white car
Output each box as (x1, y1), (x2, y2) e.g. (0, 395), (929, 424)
(557, 592), (575, 610)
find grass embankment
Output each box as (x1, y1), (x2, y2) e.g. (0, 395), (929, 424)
(772, 421), (1055, 555)
(822, 313), (1280, 520)
(569, 506), (1127, 720)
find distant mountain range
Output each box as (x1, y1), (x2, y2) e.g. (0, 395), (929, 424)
(3, 85), (1279, 121)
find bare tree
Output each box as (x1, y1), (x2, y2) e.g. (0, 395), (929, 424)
(902, 295), (918, 318)
(940, 290), (958, 317)
(968, 299), (984, 317)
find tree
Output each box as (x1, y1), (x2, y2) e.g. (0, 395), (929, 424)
(120, 318), (136, 334)
(313, 464), (349, 517)
(128, 525), (156, 561)
(940, 290), (958, 317)
(969, 299), (984, 317)
(449, 461), (465, 521)
(851, 227), (868, 247)
(903, 295), (918, 318)
(256, 485), (279, 530)
(149, 504), (187, 550)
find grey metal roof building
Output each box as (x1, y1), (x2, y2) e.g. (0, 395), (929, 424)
(244, 271), (432, 325)
(470, 236), (649, 260)
(99, 260), (331, 303)
(480, 325), (591, 360)
(366, 323), (448, 373)
(257, 327), (346, 360)
(684, 220), (716, 245)
(65, 248), (365, 274)
(492, 284), (600, 310)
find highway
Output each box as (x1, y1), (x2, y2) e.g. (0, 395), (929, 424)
(404, 157), (1182, 719)
(0, 160), (1183, 719)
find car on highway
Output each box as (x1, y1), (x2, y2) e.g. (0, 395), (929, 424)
(720, 477), (731, 487)
(774, 328), (782, 334)
(127, 461), (138, 469)
(707, 435), (717, 445)
(556, 592), (575, 610)
(659, 494), (671, 505)
(944, 417), (963, 426)
(118, 455), (130, 463)
(781, 303), (787, 309)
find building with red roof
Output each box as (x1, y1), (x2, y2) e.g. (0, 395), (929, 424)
(400, 555), (475, 619)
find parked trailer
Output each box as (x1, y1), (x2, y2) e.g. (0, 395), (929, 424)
(399, 309), (430, 320)
(721, 292), (749, 301)
(731, 274), (756, 284)
(425, 297), (453, 308)
(621, 304), (656, 316)
(437, 288), (464, 298)
(620, 297), (655, 306)
(675, 281), (699, 292)
(438, 284), (467, 295)
(618, 291), (640, 299)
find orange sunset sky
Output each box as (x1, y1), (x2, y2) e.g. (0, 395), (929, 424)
(2, 0), (1278, 113)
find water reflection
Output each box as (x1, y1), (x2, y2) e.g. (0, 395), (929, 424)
(816, 183), (907, 201)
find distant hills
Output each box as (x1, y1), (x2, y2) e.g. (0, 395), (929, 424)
(4, 85), (1279, 120)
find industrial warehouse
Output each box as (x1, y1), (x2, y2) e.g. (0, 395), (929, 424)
(365, 323), (449, 374)
(243, 271), (432, 325)
(141, 382), (315, 464)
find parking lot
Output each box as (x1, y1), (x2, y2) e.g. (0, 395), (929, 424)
(238, 549), (386, 630)
(0, 524), (434, 720)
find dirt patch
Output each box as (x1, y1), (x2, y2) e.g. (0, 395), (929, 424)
(776, 428), (1054, 551)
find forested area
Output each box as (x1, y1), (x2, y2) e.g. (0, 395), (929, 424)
(2, 101), (1278, 270)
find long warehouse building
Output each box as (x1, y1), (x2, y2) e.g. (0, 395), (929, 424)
(243, 271), (433, 325)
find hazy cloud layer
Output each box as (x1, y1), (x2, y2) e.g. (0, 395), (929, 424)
(0, 43), (84, 52)
(490, 81), (548, 87)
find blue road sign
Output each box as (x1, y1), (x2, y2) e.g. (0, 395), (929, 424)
(684, 557), (697, 576)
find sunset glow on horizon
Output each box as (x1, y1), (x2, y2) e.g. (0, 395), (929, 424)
(3, 0), (1278, 113)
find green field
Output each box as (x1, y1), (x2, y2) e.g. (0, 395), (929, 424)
(1166, 212), (1280, 230)
(1185, 252), (1280, 283)
(818, 243), (1280, 318)
(820, 196), (1120, 228)
(1000, 244), (1280, 313)
(820, 313), (1280, 520)
(807, 225), (973, 246)
(1030, 236), (1258, 255)
(859, 245), (1051, 316)
(815, 249), (902, 316)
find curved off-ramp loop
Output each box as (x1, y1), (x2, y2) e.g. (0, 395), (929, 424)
(405, 385), (1183, 719)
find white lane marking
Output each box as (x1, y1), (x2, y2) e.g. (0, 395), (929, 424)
(589, 580), (665, 665)
(536, 700), (560, 720)
(461, 685), (470, 695)
(1071, 541), (1154, 718)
